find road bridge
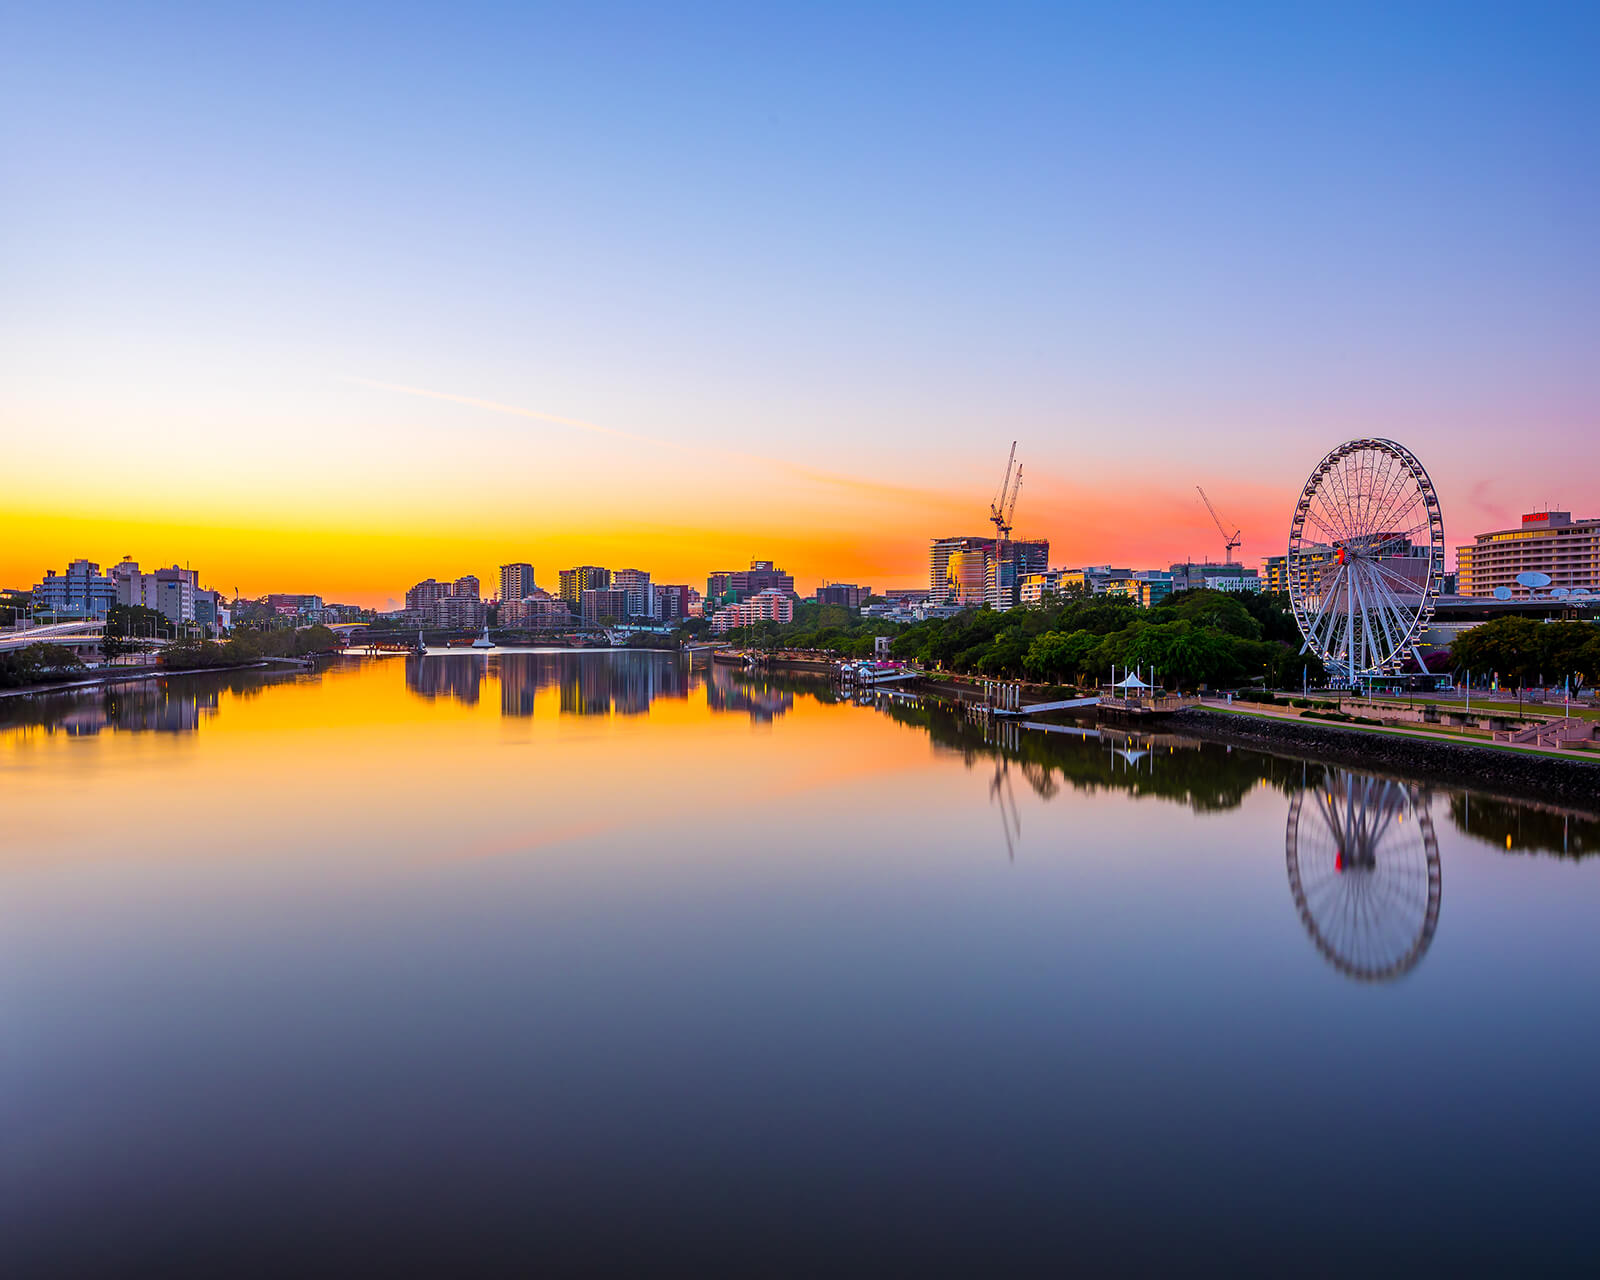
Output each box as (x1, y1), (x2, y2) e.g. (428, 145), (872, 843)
(0, 621), (106, 653)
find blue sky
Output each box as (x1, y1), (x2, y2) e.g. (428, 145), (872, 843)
(3, 2), (1595, 595)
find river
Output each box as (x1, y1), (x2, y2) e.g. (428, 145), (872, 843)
(4, 650), (1599, 1271)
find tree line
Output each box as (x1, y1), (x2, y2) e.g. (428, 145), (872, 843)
(889, 590), (1324, 689)
(717, 589), (1326, 690)
(1448, 617), (1600, 689)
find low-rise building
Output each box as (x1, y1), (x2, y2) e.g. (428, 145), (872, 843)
(500, 592), (571, 627)
(710, 588), (796, 633)
(32, 559), (118, 617)
(816, 582), (871, 608)
(265, 593), (324, 624)
(1106, 571), (1175, 608)
(1169, 562), (1260, 593)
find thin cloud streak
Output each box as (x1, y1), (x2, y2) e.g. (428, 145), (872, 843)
(350, 376), (960, 511)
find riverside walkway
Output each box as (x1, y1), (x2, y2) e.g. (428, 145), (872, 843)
(1188, 698), (1598, 760)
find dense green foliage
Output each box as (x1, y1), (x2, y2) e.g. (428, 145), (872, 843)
(891, 590), (1323, 689)
(0, 643), (86, 687)
(160, 626), (339, 669)
(1449, 617), (1600, 688)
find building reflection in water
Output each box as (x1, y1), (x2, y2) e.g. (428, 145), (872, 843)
(402, 650), (787, 724)
(405, 653), (485, 706)
(703, 662), (792, 723)
(1286, 770), (1442, 982)
(0, 672), (286, 738)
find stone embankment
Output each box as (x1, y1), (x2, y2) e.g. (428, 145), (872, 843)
(1170, 708), (1600, 811)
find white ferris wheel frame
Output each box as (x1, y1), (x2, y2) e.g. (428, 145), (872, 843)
(1287, 438), (1445, 684)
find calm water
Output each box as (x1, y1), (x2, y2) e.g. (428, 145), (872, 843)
(4, 651), (1599, 1272)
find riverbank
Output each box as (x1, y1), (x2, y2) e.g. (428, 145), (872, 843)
(1170, 706), (1600, 812)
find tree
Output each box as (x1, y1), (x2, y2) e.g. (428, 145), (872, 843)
(1451, 617), (1545, 687)
(0, 643), (86, 688)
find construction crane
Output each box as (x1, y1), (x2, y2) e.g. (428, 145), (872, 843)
(1196, 486), (1242, 563)
(990, 442), (1022, 541)
(1005, 465), (1022, 535)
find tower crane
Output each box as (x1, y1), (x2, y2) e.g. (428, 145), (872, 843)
(1004, 465), (1022, 536)
(990, 442), (1022, 541)
(1196, 486), (1242, 563)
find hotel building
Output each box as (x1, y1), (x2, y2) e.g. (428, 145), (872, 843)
(1457, 511), (1600, 598)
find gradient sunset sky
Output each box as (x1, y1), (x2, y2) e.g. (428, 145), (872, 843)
(4, 2), (1595, 606)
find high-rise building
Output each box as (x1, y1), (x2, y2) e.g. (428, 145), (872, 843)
(120, 566), (200, 624)
(706, 560), (795, 604)
(580, 587), (629, 625)
(435, 593), (487, 629)
(984, 539), (1049, 610)
(655, 584), (691, 622)
(929, 537), (995, 607)
(560, 566), (611, 604)
(405, 578), (453, 612)
(1457, 511), (1600, 598)
(740, 560), (794, 597)
(32, 559), (118, 617)
(499, 563), (536, 601)
(453, 575), (481, 600)
(611, 568), (654, 619)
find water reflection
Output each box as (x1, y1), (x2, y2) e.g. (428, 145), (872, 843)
(1451, 793), (1598, 859)
(403, 650), (787, 723)
(1286, 772), (1442, 981)
(0, 671), (287, 738)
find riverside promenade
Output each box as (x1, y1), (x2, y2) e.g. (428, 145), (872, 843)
(1171, 701), (1600, 810)
(1187, 697), (1598, 758)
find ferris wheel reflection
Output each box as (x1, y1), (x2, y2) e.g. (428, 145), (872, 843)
(1286, 771), (1442, 981)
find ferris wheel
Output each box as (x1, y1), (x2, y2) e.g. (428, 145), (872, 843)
(1287, 438), (1445, 685)
(1286, 771), (1441, 982)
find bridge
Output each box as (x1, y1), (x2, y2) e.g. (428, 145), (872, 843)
(0, 620), (107, 653)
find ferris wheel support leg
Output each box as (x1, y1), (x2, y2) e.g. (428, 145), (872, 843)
(1346, 568), (1357, 686)
(1411, 644), (1430, 675)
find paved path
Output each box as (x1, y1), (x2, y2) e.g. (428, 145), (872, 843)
(1191, 700), (1595, 760)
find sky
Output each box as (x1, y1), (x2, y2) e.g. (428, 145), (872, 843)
(3, 1), (1595, 605)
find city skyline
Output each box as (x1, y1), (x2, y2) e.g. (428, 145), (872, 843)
(4, 4), (1595, 606)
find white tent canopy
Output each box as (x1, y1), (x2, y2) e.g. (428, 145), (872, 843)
(1113, 673), (1152, 689)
